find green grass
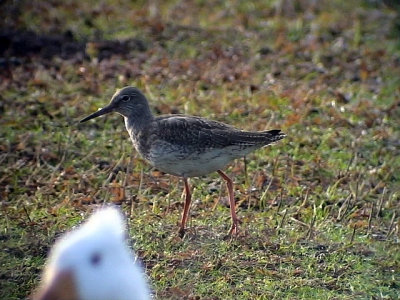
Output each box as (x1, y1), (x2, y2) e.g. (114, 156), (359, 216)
(1, 0), (399, 299)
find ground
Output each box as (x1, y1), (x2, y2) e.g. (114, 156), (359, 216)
(0, 0), (399, 299)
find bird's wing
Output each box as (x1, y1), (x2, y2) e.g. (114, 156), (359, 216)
(153, 115), (284, 148)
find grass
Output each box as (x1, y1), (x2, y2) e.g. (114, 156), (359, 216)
(1, 0), (399, 299)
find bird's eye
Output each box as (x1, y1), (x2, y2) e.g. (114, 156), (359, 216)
(90, 252), (102, 267)
(121, 95), (130, 102)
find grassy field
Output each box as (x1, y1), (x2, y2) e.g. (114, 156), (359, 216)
(1, 0), (399, 299)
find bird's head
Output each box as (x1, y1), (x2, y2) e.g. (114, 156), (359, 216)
(80, 87), (149, 122)
(32, 207), (150, 300)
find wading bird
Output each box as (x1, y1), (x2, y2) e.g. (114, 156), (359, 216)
(80, 87), (285, 236)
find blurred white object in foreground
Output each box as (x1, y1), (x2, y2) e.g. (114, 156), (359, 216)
(33, 207), (150, 300)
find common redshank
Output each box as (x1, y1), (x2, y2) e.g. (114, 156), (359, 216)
(33, 207), (150, 300)
(80, 87), (285, 237)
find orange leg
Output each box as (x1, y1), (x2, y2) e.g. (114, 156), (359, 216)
(178, 178), (192, 237)
(217, 170), (239, 235)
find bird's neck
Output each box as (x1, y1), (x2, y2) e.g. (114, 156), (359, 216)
(124, 106), (153, 136)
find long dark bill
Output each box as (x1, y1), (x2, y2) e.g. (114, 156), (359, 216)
(80, 105), (114, 123)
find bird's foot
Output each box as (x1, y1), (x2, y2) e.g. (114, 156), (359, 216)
(227, 221), (240, 237)
(178, 227), (186, 238)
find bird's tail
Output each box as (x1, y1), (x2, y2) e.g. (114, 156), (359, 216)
(261, 129), (286, 145)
